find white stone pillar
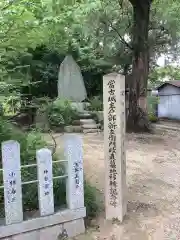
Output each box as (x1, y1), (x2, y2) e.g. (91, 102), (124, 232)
(1, 140), (23, 225)
(103, 73), (127, 221)
(64, 134), (84, 210)
(36, 148), (54, 216)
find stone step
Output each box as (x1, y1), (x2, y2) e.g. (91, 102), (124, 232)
(64, 125), (83, 133)
(80, 119), (96, 125)
(81, 124), (98, 129)
(83, 129), (99, 134)
(77, 112), (93, 119)
(72, 120), (81, 126)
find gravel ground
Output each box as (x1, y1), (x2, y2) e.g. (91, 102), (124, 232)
(45, 126), (180, 240)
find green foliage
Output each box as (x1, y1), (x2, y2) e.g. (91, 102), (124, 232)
(149, 65), (180, 87)
(0, 104), (3, 116)
(86, 96), (103, 112)
(3, 95), (21, 115)
(148, 112), (158, 123)
(84, 181), (101, 218)
(84, 180), (101, 219)
(1, 0), (180, 100)
(44, 0), (180, 74)
(151, 0), (180, 58)
(0, 0), (48, 95)
(47, 98), (78, 127)
(147, 95), (158, 113)
(147, 95), (159, 122)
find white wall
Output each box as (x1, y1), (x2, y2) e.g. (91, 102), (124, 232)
(158, 85), (180, 119)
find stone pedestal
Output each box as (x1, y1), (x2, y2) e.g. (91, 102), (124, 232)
(103, 73), (127, 222)
(71, 102), (84, 112)
(0, 209), (86, 239)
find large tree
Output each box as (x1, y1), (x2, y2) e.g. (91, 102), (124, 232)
(66, 0), (180, 131)
(126, 0), (180, 131)
(127, 0), (153, 131)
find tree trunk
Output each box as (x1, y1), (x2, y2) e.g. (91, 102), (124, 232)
(127, 0), (152, 132)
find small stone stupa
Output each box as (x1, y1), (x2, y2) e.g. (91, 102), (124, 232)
(58, 55), (87, 112)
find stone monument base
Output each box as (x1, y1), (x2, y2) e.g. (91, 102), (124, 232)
(0, 208), (86, 240)
(71, 102), (84, 112)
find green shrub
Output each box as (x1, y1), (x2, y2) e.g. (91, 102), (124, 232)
(0, 117), (100, 220)
(86, 96), (103, 112)
(148, 112), (158, 122)
(47, 98), (78, 127)
(2, 96), (21, 116)
(147, 96), (159, 123)
(84, 180), (101, 219)
(147, 96), (158, 114)
(0, 104), (3, 116)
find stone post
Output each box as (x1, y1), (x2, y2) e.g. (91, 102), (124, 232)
(36, 148), (54, 216)
(64, 134), (84, 210)
(103, 73), (127, 221)
(2, 140), (23, 225)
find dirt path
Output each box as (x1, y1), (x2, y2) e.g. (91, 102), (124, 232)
(45, 128), (180, 239)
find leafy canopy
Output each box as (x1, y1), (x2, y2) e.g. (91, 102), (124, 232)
(1, 0), (180, 92)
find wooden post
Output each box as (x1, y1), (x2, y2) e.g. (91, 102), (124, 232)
(36, 148), (54, 216)
(64, 134), (84, 210)
(2, 140), (23, 225)
(103, 73), (127, 221)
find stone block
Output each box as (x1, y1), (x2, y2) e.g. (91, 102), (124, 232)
(64, 126), (73, 133)
(83, 129), (99, 134)
(12, 231), (40, 240)
(71, 126), (83, 132)
(64, 126), (82, 133)
(70, 102), (84, 112)
(64, 218), (85, 238)
(40, 224), (63, 240)
(95, 111), (104, 122)
(77, 113), (92, 119)
(0, 208), (86, 239)
(80, 119), (96, 125)
(72, 120), (81, 126)
(82, 124), (97, 129)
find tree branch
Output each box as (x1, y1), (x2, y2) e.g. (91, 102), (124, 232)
(1, 0), (18, 11)
(101, 19), (133, 50)
(117, 0), (124, 9)
(117, 0), (132, 32)
(111, 24), (133, 50)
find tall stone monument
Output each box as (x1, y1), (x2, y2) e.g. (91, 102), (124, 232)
(58, 55), (87, 112)
(103, 73), (127, 222)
